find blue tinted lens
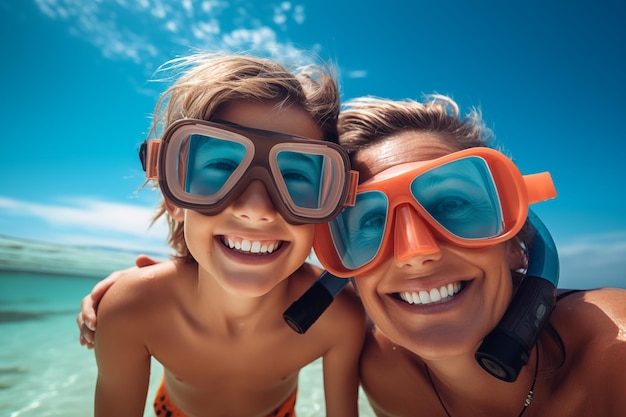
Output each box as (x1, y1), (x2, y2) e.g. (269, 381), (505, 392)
(275, 151), (325, 209)
(329, 191), (388, 270)
(410, 157), (503, 239)
(185, 135), (247, 196)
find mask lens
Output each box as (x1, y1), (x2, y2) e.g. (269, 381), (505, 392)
(275, 150), (325, 209)
(183, 134), (248, 197)
(329, 190), (389, 270)
(410, 157), (504, 239)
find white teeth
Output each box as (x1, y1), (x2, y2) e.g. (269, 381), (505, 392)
(440, 285), (449, 298)
(447, 283), (454, 297)
(224, 237), (280, 254)
(429, 288), (441, 303)
(410, 292), (420, 304)
(399, 282), (463, 305)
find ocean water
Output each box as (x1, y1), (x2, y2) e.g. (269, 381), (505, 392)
(0, 238), (375, 416)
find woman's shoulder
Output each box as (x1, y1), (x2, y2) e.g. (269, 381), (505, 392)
(549, 288), (626, 408)
(552, 288), (626, 367)
(555, 287), (626, 327)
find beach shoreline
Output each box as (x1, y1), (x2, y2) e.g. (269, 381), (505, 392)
(0, 235), (144, 279)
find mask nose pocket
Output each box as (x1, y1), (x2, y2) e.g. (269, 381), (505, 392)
(394, 204), (440, 262)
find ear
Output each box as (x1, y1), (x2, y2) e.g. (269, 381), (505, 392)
(505, 240), (527, 272)
(164, 198), (184, 222)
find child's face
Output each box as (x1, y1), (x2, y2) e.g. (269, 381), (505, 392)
(176, 101), (324, 296)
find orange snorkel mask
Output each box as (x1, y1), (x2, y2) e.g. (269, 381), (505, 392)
(313, 147), (556, 277)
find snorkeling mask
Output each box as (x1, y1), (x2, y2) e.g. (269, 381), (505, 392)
(139, 118), (358, 224)
(312, 147), (555, 275)
(284, 148), (559, 382)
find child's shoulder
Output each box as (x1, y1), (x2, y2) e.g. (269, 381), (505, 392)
(313, 281), (366, 340)
(287, 263), (365, 333)
(99, 260), (193, 316)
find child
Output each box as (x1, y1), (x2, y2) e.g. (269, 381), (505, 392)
(92, 52), (366, 417)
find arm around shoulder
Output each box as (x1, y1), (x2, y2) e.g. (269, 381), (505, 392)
(94, 265), (164, 416)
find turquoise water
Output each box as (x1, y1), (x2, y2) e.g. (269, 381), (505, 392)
(0, 270), (374, 416)
(0, 271), (102, 416)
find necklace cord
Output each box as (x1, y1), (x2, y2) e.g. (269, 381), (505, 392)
(425, 343), (539, 417)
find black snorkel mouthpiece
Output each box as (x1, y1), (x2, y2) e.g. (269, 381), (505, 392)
(475, 210), (559, 382)
(283, 270), (350, 334)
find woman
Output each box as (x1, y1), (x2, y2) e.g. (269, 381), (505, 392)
(312, 95), (626, 416)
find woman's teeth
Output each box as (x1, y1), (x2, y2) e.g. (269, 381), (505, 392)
(399, 282), (462, 305)
(223, 237), (281, 254)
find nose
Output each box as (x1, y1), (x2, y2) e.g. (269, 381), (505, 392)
(230, 180), (278, 222)
(393, 204), (441, 263)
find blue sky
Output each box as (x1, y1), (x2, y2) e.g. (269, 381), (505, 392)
(0, 0), (624, 288)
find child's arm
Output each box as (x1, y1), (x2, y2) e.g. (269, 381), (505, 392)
(93, 270), (154, 417)
(320, 286), (367, 417)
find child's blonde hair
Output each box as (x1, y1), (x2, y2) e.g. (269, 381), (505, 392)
(147, 52), (340, 261)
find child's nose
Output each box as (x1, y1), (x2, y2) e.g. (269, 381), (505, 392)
(393, 204), (440, 262)
(231, 180), (278, 222)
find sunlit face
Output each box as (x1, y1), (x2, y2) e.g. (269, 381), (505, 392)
(351, 131), (518, 359)
(177, 102), (322, 297)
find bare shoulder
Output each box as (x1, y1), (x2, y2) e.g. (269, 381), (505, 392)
(289, 265), (366, 348)
(289, 264), (366, 330)
(552, 288), (626, 395)
(98, 260), (194, 320)
(555, 288), (626, 338)
(320, 281), (367, 337)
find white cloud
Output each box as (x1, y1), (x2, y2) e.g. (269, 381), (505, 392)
(0, 195), (172, 256)
(293, 5), (305, 24)
(0, 196), (155, 235)
(33, 0), (313, 73)
(555, 232), (626, 289)
(347, 70), (368, 79)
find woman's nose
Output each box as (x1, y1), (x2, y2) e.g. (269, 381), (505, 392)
(393, 204), (441, 262)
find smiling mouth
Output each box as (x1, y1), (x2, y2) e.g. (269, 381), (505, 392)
(395, 281), (467, 305)
(220, 236), (284, 255)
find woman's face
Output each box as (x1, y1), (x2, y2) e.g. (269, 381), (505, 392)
(352, 131), (518, 359)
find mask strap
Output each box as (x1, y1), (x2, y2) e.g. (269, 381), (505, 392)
(475, 209), (559, 382)
(139, 139), (161, 180)
(283, 270), (350, 334)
